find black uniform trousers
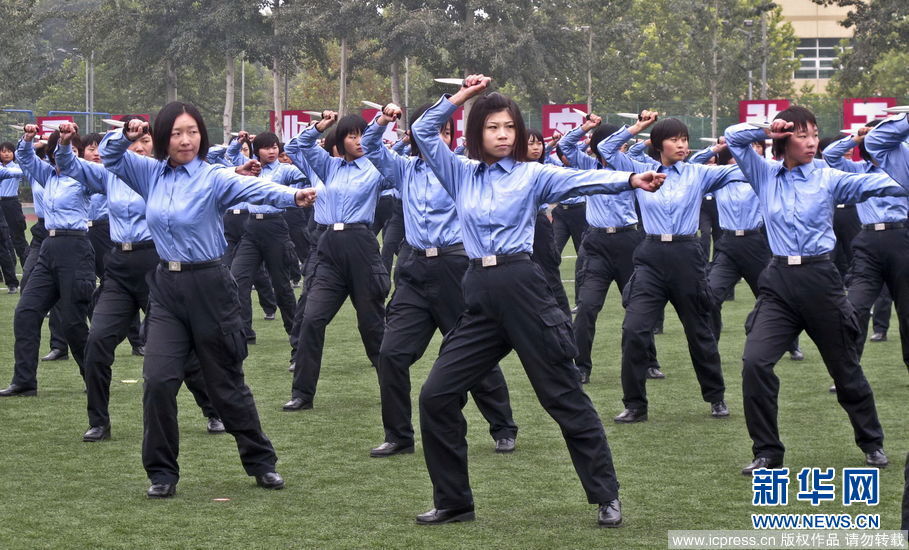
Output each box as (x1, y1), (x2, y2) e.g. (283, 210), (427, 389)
(284, 206), (312, 284)
(832, 205), (861, 281)
(84, 244), (217, 428)
(223, 211), (277, 316)
(742, 258), (883, 461)
(698, 196), (721, 261)
(20, 219), (66, 352)
(1, 196), (29, 267)
(707, 231), (801, 353)
(573, 227), (659, 376)
(288, 225), (323, 358)
(552, 202), (588, 255)
(419, 256), (619, 509)
(142, 261), (277, 485)
(0, 203), (18, 287)
(871, 290), (891, 334)
(846, 227), (909, 369)
(620, 237), (725, 412)
(291, 226), (389, 402)
(533, 212), (571, 316)
(231, 215), (298, 338)
(11, 233), (95, 390)
(379, 199), (405, 274)
(378, 245), (517, 446)
(89, 219), (143, 349)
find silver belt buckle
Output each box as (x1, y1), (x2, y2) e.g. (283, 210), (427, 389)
(425, 247), (438, 257)
(874, 223), (885, 231)
(705, 196), (713, 201)
(561, 205), (568, 210)
(87, 220), (94, 227)
(735, 230), (745, 236)
(606, 227), (616, 234)
(255, 214), (264, 220)
(168, 261), (182, 272)
(481, 255), (497, 267)
(787, 256), (802, 266)
(333, 223), (345, 231)
(121, 242), (133, 251)
(836, 204), (845, 209)
(660, 234), (672, 242)
(232, 209), (241, 215)
(49, 229), (56, 237)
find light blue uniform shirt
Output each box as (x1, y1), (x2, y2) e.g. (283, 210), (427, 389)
(628, 140), (658, 165)
(282, 142), (330, 225)
(99, 130), (298, 262)
(865, 114), (909, 189)
(284, 126), (393, 225)
(562, 126), (638, 228)
(599, 126), (743, 236)
(55, 145), (153, 243)
(411, 95), (638, 259)
(823, 136), (908, 224)
(89, 193), (109, 221)
(206, 145), (230, 167)
(246, 160), (306, 215)
(31, 179), (46, 218)
(688, 147), (763, 231)
(724, 123), (908, 257)
(17, 140), (97, 231)
(0, 161), (23, 197)
(362, 120), (461, 249)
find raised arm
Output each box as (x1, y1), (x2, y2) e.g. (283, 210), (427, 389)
(688, 145), (718, 165)
(627, 140), (657, 165)
(411, 94), (473, 198)
(723, 122), (772, 194)
(561, 124), (598, 170)
(865, 114), (909, 188)
(362, 110), (407, 191)
(99, 124), (160, 199)
(293, 124), (334, 183)
(226, 133), (252, 166)
(54, 142), (109, 195)
(822, 135), (865, 173)
(0, 164), (23, 179)
(15, 125), (55, 185)
(597, 126), (655, 173)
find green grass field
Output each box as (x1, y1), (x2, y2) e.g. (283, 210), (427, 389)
(0, 251), (905, 549)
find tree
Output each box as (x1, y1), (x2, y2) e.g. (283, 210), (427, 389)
(0, 0), (54, 106)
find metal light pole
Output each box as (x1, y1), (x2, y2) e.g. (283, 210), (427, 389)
(582, 25), (592, 112)
(240, 54), (246, 130)
(743, 20), (755, 101)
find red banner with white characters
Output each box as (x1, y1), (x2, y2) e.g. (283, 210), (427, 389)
(842, 98), (896, 160)
(269, 111), (316, 144)
(36, 115), (74, 137)
(738, 100), (790, 123)
(543, 104), (587, 137)
(360, 109), (401, 144)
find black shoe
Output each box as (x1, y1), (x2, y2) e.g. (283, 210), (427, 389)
(415, 505), (475, 525)
(82, 425), (111, 442)
(147, 483), (176, 499)
(0, 384), (37, 397)
(132, 345), (145, 357)
(494, 438), (516, 453)
(711, 400), (729, 418)
(282, 397), (312, 411)
(41, 348), (68, 361)
(870, 331), (886, 342)
(741, 456), (783, 475)
(264, 312), (276, 321)
(789, 348), (805, 361)
(7, 286), (18, 294)
(370, 441), (415, 458)
(614, 408), (647, 423)
(207, 417), (226, 433)
(829, 384), (837, 393)
(597, 499), (623, 528)
(570, 305), (579, 315)
(288, 362), (295, 372)
(865, 449), (888, 468)
(255, 472), (285, 490)
(646, 367), (665, 379)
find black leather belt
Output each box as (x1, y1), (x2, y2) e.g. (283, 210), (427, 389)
(771, 253), (831, 266)
(722, 228), (763, 238)
(48, 229), (88, 237)
(644, 233), (698, 242)
(592, 224), (638, 234)
(861, 221), (907, 231)
(116, 240), (155, 252)
(159, 258), (223, 271)
(250, 213), (284, 220)
(469, 252), (532, 268)
(87, 219), (109, 228)
(0, 196), (18, 201)
(316, 223), (370, 231)
(404, 243), (467, 257)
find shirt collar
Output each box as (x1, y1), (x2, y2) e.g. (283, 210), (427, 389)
(162, 156), (205, 177)
(658, 161), (683, 175)
(474, 156), (516, 175)
(340, 156), (371, 170)
(262, 159), (281, 172)
(774, 160), (818, 178)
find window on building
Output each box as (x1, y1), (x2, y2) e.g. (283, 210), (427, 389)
(794, 38), (842, 79)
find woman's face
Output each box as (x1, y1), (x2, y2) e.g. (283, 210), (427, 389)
(258, 143), (280, 164)
(128, 133), (154, 157)
(482, 109), (515, 162)
(440, 125), (452, 148)
(343, 131), (363, 159)
(527, 135), (544, 162)
(659, 135), (689, 165)
(784, 123), (819, 166)
(168, 113), (201, 166)
(82, 142), (101, 163)
(0, 149), (13, 164)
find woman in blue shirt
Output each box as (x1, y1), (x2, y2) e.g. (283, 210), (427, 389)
(411, 74), (664, 528)
(99, 103), (315, 498)
(725, 106), (903, 475)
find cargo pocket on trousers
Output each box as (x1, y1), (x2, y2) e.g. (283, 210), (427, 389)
(837, 300), (862, 351)
(540, 307), (579, 363)
(283, 241), (301, 280)
(621, 272), (637, 309)
(73, 275), (96, 308)
(368, 261), (391, 299)
(744, 297), (763, 335)
(219, 320), (249, 367)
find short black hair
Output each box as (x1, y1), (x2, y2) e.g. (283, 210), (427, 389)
(527, 128), (545, 163)
(335, 114), (366, 157)
(252, 132), (280, 158)
(152, 102), (209, 162)
(322, 128), (338, 156)
(859, 119), (883, 163)
(33, 142), (47, 160)
(119, 115), (152, 137)
(409, 103), (453, 158)
(650, 118), (689, 153)
(590, 123), (620, 164)
(771, 106), (817, 159)
(464, 92), (527, 163)
(78, 132), (103, 158)
(817, 137), (836, 159)
(0, 142), (14, 153)
(45, 130), (82, 167)
(716, 147), (733, 166)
